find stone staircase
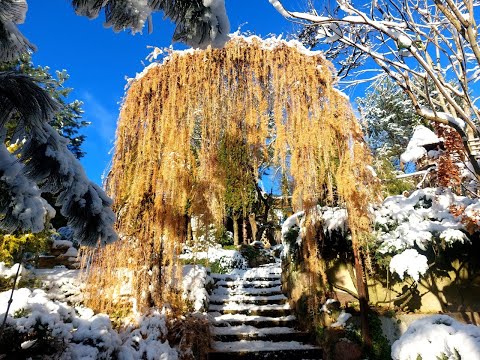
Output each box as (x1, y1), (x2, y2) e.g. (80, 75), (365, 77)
(207, 263), (322, 360)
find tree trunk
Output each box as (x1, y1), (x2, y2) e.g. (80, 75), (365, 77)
(233, 214), (239, 246)
(184, 214), (192, 246)
(242, 217), (248, 244)
(249, 213), (257, 243)
(352, 239), (372, 348)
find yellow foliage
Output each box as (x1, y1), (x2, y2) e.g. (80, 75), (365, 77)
(84, 37), (379, 315)
(0, 231), (51, 265)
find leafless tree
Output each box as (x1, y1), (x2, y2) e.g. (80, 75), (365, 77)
(270, 0), (480, 177)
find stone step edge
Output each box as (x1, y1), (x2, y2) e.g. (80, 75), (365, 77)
(208, 309), (291, 317)
(213, 331), (311, 343)
(207, 349), (322, 360)
(209, 298), (287, 305)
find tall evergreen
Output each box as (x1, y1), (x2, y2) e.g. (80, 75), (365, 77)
(1, 54), (88, 159)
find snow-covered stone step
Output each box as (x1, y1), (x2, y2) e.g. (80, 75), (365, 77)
(210, 313), (297, 328)
(212, 325), (309, 343)
(212, 273), (281, 282)
(213, 285), (283, 297)
(212, 325), (296, 336)
(209, 294), (287, 305)
(209, 303), (291, 317)
(208, 341), (322, 360)
(215, 279), (282, 288)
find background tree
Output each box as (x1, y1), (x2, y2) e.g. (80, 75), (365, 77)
(218, 134), (256, 246)
(358, 77), (422, 161)
(270, 0), (480, 177)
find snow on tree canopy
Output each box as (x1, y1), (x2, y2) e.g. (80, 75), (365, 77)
(400, 125), (441, 163)
(0, 72), (117, 246)
(0, 0), (36, 62)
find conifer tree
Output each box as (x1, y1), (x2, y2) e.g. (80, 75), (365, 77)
(357, 77), (422, 161)
(0, 1), (116, 246)
(1, 54), (88, 159)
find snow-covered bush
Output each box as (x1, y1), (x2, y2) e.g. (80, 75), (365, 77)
(280, 188), (478, 285)
(0, 288), (121, 358)
(216, 251), (248, 272)
(119, 311), (178, 360)
(182, 265), (213, 312)
(392, 315), (480, 360)
(375, 188), (478, 281)
(180, 243), (247, 272)
(281, 207), (349, 262)
(0, 285), (179, 359)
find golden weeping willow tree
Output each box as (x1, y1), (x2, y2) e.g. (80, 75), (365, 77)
(83, 37), (377, 338)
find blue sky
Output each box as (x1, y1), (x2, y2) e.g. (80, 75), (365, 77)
(19, 1), (311, 186)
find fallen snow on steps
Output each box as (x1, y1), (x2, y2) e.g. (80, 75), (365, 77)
(212, 325), (297, 336)
(210, 294), (286, 302)
(209, 303), (290, 311)
(215, 279), (281, 287)
(213, 285), (282, 296)
(212, 340), (317, 352)
(210, 313), (296, 323)
(212, 266), (281, 280)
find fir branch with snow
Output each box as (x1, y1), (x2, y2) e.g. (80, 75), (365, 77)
(0, 72), (116, 246)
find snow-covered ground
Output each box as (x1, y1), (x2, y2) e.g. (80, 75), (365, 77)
(180, 243), (248, 272)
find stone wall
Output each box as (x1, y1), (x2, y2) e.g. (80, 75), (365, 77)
(328, 260), (480, 316)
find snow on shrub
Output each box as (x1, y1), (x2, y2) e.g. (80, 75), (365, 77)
(281, 207), (348, 258)
(375, 187), (478, 281)
(182, 265), (213, 312)
(118, 311), (178, 360)
(180, 244), (248, 271)
(0, 287), (121, 358)
(0, 265), (179, 359)
(281, 188), (479, 282)
(0, 262), (26, 279)
(389, 249), (428, 282)
(391, 315), (480, 360)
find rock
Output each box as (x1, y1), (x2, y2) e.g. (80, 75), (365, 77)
(249, 249), (275, 267)
(334, 338), (362, 360)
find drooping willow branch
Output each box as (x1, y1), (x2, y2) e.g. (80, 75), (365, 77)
(84, 36), (377, 315)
